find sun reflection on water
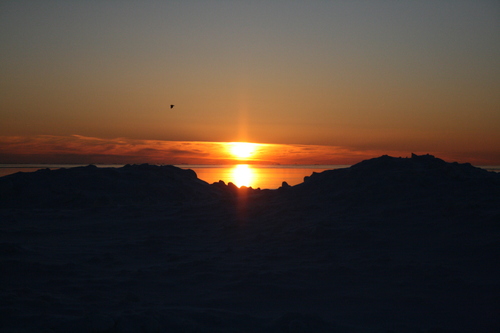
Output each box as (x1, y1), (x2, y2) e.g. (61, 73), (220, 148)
(230, 164), (254, 188)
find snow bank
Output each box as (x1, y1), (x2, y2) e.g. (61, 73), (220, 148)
(293, 154), (499, 202)
(1, 155), (499, 332)
(0, 164), (224, 208)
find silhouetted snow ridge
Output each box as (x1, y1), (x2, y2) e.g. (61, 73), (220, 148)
(0, 163), (221, 208)
(0, 155), (499, 332)
(1, 155), (499, 208)
(292, 154), (500, 203)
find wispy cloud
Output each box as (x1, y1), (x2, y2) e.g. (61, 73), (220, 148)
(0, 135), (494, 165)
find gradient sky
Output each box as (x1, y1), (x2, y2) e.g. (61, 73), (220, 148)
(1, 1), (499, 165)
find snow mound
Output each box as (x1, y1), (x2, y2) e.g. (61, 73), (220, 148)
(0, 164), (223, 208)
(292, 154), (500, 203)
(1, 155), (499, 332)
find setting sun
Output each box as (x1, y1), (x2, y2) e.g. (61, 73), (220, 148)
(229, 142), (257, 159)
(231, 164), (254, 187)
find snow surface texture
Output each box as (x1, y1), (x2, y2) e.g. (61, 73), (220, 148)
(0, 154), (499, 332)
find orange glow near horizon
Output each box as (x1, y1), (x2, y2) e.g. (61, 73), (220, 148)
(1, 3), (499, 170)
(0, 135), (499, 166)
(228, 142), (258, 160)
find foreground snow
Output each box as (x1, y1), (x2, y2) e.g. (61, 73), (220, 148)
(1, 155), (499, 332)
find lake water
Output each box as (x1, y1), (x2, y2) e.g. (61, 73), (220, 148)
(1, 164), (499, 189)
(181, 164), (350, 189)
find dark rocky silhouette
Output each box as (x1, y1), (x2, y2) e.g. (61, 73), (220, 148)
(0, 155), (498, 332)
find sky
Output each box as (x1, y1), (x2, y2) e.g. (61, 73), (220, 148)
(1, 1), (499, 165)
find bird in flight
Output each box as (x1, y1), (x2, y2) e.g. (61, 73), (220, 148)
(170, 105), (174, 109)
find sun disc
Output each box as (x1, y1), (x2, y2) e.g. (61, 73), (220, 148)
(229, 142), (256, 159)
